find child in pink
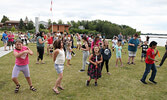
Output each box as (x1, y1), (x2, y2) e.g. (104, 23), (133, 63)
(12, 39), (36, 93)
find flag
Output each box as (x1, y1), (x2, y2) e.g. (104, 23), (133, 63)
(50, 0), (52, 11)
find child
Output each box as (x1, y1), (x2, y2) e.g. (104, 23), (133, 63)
(101, 40), (112, 75)
(66, 41), (72, 67)
(139, 41), (148, 62)
(140, 41), (158, 84)
(115, 40), (123, 67)
(86, 46), (103, 86)
(112, 36), (117, 52)
(12, 39), (36, 93)
(49, 45), (54, 57)
(52, 39), (65, 94)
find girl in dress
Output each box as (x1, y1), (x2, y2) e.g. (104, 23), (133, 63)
(66, 42), (72, 67)
(86, 46), (103, 86)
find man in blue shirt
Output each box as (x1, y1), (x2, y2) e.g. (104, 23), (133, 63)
(127, 33), (139, 65)
(2, 31), (8, 51)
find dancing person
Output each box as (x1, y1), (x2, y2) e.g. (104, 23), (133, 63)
(86, 46), (103, 86)
(8, 31), (15, 50)
(115, 40), (123, 67)
(127, 33), (140, 65)
(76, 33), (81, 50)
(139, 41), (148, 62)
(66, 41), (72, 67)
(112, 36), (117, 52)
(36, 32), (45, 64)
(101, 40), (111, 75)
(52, 39), (65, 94)
(140, 41), (158, 84)
(2, 31), (8, 51)
(12, 39), (36, 93)
(80, 36), (89, 72)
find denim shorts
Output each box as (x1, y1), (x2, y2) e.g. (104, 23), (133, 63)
(128, 51), (136, 57)
(54, 64), (64, 74)
(3, 39), (7, 44)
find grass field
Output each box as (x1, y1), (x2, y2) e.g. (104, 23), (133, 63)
(0, 35), (3, 47)
(0, 42), (167, 100)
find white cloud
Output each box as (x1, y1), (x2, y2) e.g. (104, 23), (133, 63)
(0, 0), (167, 34)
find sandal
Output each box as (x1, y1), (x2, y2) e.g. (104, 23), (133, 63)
(58, 86), (64, 90)
(52, 88), (60, 94)
(30, 86), (37, 91)
(15, 84), (20, 93)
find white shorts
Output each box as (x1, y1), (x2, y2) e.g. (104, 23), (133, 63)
(54, 64), (64, 74)
(12, 64), (30, 78)
(77, 41), (81, 45)
(128, 51), (136, 57)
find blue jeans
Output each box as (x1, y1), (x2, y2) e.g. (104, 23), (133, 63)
(141, 63), (157, 81)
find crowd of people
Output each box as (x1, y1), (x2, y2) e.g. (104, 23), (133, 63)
(1, 30), (166, 94)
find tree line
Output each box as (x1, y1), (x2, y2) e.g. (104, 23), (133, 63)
(1, 15), (141, 38)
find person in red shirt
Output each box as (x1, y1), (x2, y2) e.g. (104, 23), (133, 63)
(140, 41), (158, 84)
(47, 33), (53, 55)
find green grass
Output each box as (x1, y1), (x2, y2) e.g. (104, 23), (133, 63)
(0, 42), (167, 100)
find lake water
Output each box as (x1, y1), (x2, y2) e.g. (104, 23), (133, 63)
(140, 35), (167, 47)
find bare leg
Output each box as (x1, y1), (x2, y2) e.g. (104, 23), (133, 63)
(128, 56), (131, 63)
(132, 56), (135, 63)
(12, 77), (19, 85)
(119, 58), (123, 67)
(53, 73), (63, 92)
(26, 77), (32, 86)
(116, 58), (118, 67)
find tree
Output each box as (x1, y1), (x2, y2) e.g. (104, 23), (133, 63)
(39, 24), (45, 29)
(53, 21), (57, 24)
(19, 18), (25, 30)
(27, 20), (34, 30)
(1, 15), (9, 23)
(58, 19), (63, 24)
(11, 26), (16, 32)
(48, 19), (52, 25)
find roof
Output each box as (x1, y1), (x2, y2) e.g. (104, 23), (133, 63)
(5, 20), (27, 24)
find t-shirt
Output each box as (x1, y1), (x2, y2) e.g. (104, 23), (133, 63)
(37, 36), (45, 47)
(14, 46), (29, 65)
(2, 33), (8, 40)
(128, 38), (139, 52)
(77, 36), (81, 42)
(91, 40), (101, 50)
(27, 33), (30, 38)
(8, 34), (14, 42)
(118, 34), (123, 41)
(47, 37), (53, 44)
(101, 48), (111, 60)
(141, 44), (148, 53)
(145, 48), (155, 64)
(115, 45), (122, 57)
(112, 39), (117, 47)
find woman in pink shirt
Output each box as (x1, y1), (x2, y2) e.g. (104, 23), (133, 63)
(12, 39), (36, 93)
(8, 32), (15, 50)
(91, 36), (102, 51)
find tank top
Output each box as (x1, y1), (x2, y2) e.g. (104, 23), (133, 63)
(55, 49), (65, 64)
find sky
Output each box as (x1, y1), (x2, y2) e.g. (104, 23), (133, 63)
(0, 0), (167, 34)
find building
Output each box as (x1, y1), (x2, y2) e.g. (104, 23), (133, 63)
(0, 23), (3, 28)
(48, 24), (71, 33)
(3, 20), (27, 29)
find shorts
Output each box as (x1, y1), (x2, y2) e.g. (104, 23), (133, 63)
(3, 39), (7, 44)
(141, 53), (146, 58)
(77, 41), (81, 45)
(54, 64), (64, 74)
(116, 55), (121, 58)
(12, 64), (30, 78)
(8, 41), (14, 46)
(128, 51), (136, 57)
(47, 44), (53, 46)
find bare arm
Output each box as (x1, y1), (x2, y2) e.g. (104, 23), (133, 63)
(53, 49), (59, 62)
(148, 55), (158, 62)
(81, 43), (89, 51)
(97, 55), (103, 64)
(13, 50), (29, 58)
(38, 38), (45, 44)
(27, 47), (33, 55)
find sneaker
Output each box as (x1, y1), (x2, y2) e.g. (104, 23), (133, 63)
(95, 82), (98, 86)
(127, 62), (131, 65)
(86, 80), (90, 86)
(131, 62), (135, 65)
(140, 79), (147, 84)
(79, 69), (85, 72)
(156, 65), (161, 68)
(73, 54), (76, 56)
(149, 79), (157, 84)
